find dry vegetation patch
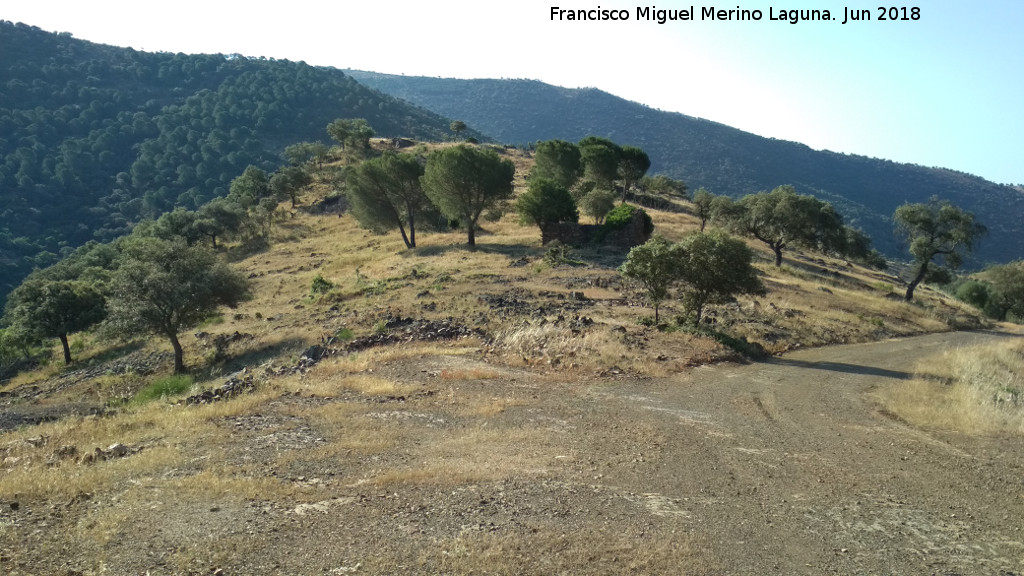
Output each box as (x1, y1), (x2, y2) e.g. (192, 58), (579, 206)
(878, 337), (1024, 435)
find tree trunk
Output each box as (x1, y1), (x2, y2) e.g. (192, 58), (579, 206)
(58, 333), (71, 365)
(169, 332), (186, 374)
(467, 225), (476, 246)
(773, 247), (784, 267)
(397, 222), (412, 249)
(905, 261), (929, 301)
(407, 209), (416, 248)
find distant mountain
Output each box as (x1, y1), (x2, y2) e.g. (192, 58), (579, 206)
(0, 22), (473, 303)
(346, 71), (1024, 265)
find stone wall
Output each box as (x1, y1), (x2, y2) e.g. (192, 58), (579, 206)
(541, 210), (651, 249)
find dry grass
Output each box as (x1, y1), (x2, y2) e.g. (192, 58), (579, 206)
(394, 527), (707, 575)
(440, 367), (501, 380)
(877, 339), (1024, 435)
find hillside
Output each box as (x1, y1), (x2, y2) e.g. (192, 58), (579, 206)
(0, 22), (477, 303)
(345, 71), (1024, 266)
(2, 144), (1019, 574)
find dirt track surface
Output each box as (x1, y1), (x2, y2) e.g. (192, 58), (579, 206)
(4, 330), (1023, 575)
(587, 329), (1024, 575)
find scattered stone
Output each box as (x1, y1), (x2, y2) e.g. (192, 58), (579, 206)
(183, 371), (258, 405)
(25, 436), (48, 448)
(80, 442), (138, 465)
(53, 445), (78, 460)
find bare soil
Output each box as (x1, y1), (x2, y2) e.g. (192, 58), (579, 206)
(2, 329), (1022, 575)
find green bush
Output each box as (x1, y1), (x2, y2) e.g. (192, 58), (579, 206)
(134, 375), (193, 404)
(603, 203), (654, 236)
(954, 280), (991, 310)
(311, 274), (335, 295)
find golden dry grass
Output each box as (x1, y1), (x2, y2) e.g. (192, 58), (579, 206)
(877, 338), (1024, 435)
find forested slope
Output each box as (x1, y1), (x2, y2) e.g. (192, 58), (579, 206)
(346, 71), (1024, 264)
(0, 22), (468, 302)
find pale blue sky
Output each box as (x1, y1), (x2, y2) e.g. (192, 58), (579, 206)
(5, 1), (1022, 184)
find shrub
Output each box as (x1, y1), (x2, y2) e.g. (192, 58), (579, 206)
(954, 280), (992, 310)
(311, 274), (335, 295)
(603, 203), (654, 236)
(134, 375), (193, 404)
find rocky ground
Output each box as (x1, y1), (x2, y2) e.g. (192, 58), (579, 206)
(1, 329), (1022, 575)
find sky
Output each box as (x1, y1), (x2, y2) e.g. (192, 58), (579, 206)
(4, 1), (1023, 185)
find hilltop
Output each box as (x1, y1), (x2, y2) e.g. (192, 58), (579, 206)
(346, 71), (1024, 265)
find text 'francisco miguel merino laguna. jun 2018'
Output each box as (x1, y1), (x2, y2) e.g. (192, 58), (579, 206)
(549, 6), (922, 24)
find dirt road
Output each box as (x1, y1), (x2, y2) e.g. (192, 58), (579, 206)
(579, 329), (1024, 574)
(4, 329), (1023, 575)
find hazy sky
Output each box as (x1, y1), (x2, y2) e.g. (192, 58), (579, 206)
(5, 1), (1023, 184)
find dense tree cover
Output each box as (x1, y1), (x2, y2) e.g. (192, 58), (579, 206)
(106, 237), (248, 374)
(0, 22), (467, 306)
(893, 198), (986, 301)
(421, 145), (516, 246)
(348, 72), (1024, 266)
(346, 151), (431, 248)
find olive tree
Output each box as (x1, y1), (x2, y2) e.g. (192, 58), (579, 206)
(619, 236), (684, 324)
(675, 230), (765, 325)
(715, 185), (844, 267)
(3, 278), (106, 365)
(893, 197), (986, 301)
(106, 238), (248, 374)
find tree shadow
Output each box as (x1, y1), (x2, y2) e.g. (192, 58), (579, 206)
(213, 337), (309, 375)
(762, 357), (913, 380)
(401, 242), (543, 260)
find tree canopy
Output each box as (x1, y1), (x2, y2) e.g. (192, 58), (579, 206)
(3, 278), (106, 365)
(674, 230), (765, 325)
(515, 178), (579, 235)
(617, 146), (651, 200)
(106, 237), (248, 373)
(578, 136), (622, 190)
(346, 151), (431, 248)
(893, 197), (986, 301)
(619, 236), (683, 324)
(714, 185), (845, 267)
(421, 145), (516, 246)
(531, 139), (582, 189)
